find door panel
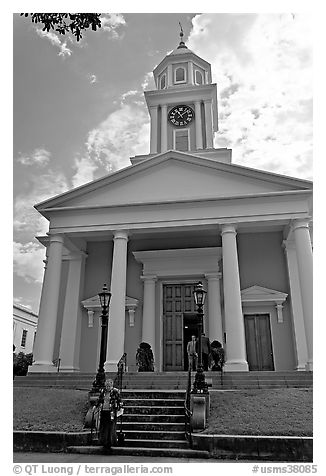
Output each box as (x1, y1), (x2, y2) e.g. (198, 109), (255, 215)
(163, 283), (196, 371)
(244, 314), (274, 371)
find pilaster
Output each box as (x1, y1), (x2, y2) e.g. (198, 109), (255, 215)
(204, 272), (223, 343)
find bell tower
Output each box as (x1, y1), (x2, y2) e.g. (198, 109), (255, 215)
(144, 27), (218, 156)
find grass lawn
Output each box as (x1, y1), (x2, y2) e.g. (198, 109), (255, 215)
(13, 387), (313, 436)
(204, 388), (313, 436)
(13, 387), (89, 432)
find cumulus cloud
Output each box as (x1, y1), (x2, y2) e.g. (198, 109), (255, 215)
(187, 13), (312, 180)
(13, 241), (46, 283)
(71, 156), (98, 188)
(100, 13), (126, 39)
(14, 170), (69, 238)
(35, 28), (72, 57)
(86, 104), (150, 171)
(17, 148), (51, 167)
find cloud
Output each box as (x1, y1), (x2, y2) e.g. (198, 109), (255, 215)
(100, 13), (126, 39)
(86, 103), (150, 171)
(14, 170), (69, 238)
(17, 148), (51, 167)
(187, 13), (312, 180)
(35, 28), (72, 57)
(71, 156), (98, 188)
(13, 241), (46, 284)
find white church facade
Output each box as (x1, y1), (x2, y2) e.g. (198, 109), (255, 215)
(29, 36), (313, 375)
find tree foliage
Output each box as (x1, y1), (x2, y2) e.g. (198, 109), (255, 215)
(21, 13), (102, 41)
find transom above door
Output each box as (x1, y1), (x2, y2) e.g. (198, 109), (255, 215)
(163, 283), (197, 371)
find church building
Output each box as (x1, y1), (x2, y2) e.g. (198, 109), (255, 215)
(29, 34), (313, 375)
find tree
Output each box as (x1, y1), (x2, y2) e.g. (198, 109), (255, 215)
(21, 13), (102, 41)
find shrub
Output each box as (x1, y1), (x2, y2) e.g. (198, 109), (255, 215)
(13, 352), (33, 376)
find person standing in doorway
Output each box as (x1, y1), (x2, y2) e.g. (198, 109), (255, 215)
(187, 335), (198, 371)
(201, 333), (211, 371)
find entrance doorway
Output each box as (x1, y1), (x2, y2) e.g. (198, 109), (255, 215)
(244, 313), (274, 371)
(163, 283), (197, 371)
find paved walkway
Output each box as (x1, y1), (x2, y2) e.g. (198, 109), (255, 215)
(13, 452), (223, 464)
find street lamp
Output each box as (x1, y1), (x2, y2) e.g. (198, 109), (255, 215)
(92, 284), (112, 393)
(192, 281), (208, 393)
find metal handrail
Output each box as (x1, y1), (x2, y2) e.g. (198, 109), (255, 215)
(184, 366), (193, 446)
(113, 352), (127, 391)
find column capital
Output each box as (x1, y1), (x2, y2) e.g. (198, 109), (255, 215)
(49, 234), (65, 244)
(113, 230), (129, 242)
(141, 274), (157, 282)
(221, 223), (237, 236)
(205, 272), (222, 280)
(161, 104), (167, 110)
(204, 98), (212, 104)
(291, 218), (311, 232)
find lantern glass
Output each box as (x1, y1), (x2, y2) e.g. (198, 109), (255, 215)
(193, 281), (207, 307)
(98, 284), (111, 309)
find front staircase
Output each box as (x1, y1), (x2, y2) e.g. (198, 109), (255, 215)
(14, 371), (312, 458)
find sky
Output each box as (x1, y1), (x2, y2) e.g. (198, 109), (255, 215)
(12, 11), (313, 314)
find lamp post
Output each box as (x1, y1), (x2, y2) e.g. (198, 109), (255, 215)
(192, 281), (208, 394)
(92, 284), (112, 393)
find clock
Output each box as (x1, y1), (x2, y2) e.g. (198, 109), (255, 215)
(168, 105), (195, 127)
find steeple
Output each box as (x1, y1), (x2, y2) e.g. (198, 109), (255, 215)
(130, 26), (231, 166)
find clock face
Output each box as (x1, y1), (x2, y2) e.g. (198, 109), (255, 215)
(168, 105), (195, 127)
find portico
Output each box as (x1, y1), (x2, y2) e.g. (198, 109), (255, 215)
(29, 36), (313, 376)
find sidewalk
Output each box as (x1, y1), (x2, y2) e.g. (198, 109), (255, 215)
(13, 452), (220, 463)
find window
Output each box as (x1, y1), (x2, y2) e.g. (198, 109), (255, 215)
(174, 129), (189, 152)
(21, 329), (27, 348)
(160, 74), (166, 90)
(175, 67), (186, 83)
(195, 70), (203, 85)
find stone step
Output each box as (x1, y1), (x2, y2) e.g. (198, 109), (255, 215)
(123, 398), (184, 406)
(122, 429), (185, 440)
(66, 445), (210, 459)
(125, 439), (189, 449)
(123, 405), (183, 415)
(121, 421), (184, 431)
(122, 414), (184, 423)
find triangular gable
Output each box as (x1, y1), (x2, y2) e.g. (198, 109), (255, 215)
(241, 285), (288, 304)
(36, 151), (312, 211)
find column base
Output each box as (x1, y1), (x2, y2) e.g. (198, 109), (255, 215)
(295, 364), (308, 371)
(305, 361), (313, 371)
(104, 361), (119, 372)
(58, 366), (80, 373)
(224, 360), (249, 372)
(28, 363), (57, 373)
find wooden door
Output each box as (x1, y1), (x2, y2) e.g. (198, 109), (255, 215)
(244, 314), (274, 371)
(163, 284), (196, 371)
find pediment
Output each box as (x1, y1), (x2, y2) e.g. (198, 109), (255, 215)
(36, 151), (312, 211)
(241, 285), (288, 304)
(82, 295), (139, 311)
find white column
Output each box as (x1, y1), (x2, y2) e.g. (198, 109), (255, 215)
(283, 240), (308, 370)
(221, 224), (248, 371)
(105, 230), (128, 371)
(141, 275), (157, 363)
(204, 99), (214, 148)
(58, 252), (86, 372)
(161, 104), (168, 153)
(29, 234), (64, 373)
(205, 273), (223, 343)
(149, 106), (158, 154)
(194, 101), (203, 150)
(292, 219), (313, 370)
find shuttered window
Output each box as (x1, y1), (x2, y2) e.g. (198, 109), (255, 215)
(175, 129), (189, 151)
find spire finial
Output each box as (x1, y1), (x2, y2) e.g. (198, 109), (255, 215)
(177, 22), (186, 49)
